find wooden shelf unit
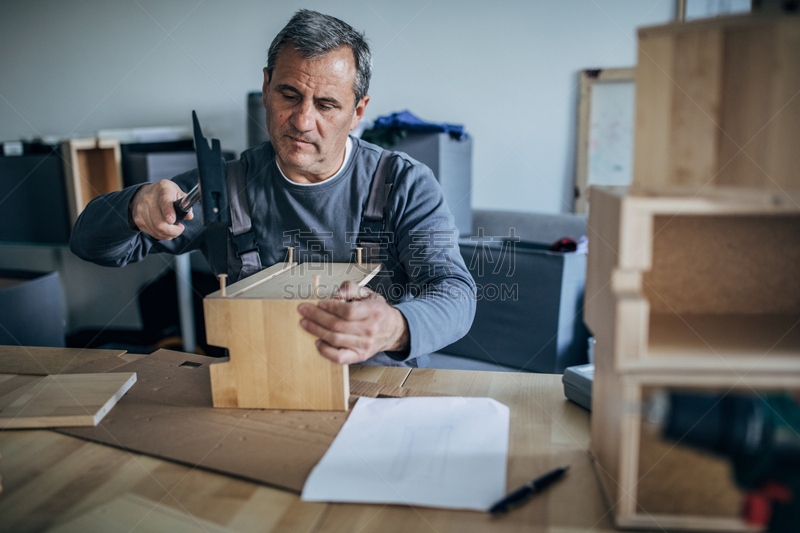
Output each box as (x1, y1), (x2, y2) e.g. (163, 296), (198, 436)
(586, 186), (800, 530)
(587, 12), (800, 531)
(61, 137), (123, 225)
(592, 365), (800, 532)
(633, 13), (800, 194)
(585, 186), (800, 373)
(203, 261), (382, 411)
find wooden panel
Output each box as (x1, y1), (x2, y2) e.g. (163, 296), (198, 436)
(204, 298), (348, 410)
(633, 14), (800, 194)
(204, 262), (382, 410)
(348, 365), (410, 387)
(217, 262), (295, 298)
(0, 372), (136, 428)
(643, 214), (800, 315)
(62, 138), (123, 226)
(0, 345), (128, 375)
(646, 313), (800, 370)
(229, 262), (381, 300)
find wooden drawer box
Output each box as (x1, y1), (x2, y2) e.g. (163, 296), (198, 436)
(204, 261), (381, 411)
(591, 365), (800, 531)
(584, 186), (800, 373)
(633, 13), (800, 194)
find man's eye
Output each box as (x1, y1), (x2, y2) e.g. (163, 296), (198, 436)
(282, 93), (297, 101)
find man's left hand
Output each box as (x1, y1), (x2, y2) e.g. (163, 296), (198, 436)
(298, 281), (409, 364)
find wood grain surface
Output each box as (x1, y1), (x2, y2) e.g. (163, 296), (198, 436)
(0, 373), (136, 429)
(0, 350), (616, 533)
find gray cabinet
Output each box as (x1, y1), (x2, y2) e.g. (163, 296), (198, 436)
(390, 133), (472, 237)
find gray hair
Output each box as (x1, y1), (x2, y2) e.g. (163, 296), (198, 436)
(267, 10), (372, 109)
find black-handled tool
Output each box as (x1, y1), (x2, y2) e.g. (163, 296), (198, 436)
(171, 111), (230, 226)
(489, 465), (569, 514)
(172, 183), (201, 223)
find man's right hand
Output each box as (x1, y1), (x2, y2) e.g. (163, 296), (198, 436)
(129, 180), (194, 240)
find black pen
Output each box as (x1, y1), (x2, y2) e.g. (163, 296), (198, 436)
(489, 465), (569, 514)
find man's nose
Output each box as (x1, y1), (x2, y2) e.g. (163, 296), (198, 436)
(289, 99), (315, 133)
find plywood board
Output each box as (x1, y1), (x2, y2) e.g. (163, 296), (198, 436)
(204, 262), (382, 411)
(216, 262), (382, 300)
(0, 372), (136, 428)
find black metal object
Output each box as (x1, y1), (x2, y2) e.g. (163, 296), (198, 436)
(170, 111), (230, 227)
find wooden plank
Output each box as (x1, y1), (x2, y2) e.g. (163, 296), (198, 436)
(348, 365), (410, 387)
(205, 299), (349, 410)
(0, 372), (136, 428)
(348, 379), (447, 398)
(209, 262), (296, 299)
(47, 493), (234, 533)
(224, 262), (381, 300)
(0, 345), (128, 376)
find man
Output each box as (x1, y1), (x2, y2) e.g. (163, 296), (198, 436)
(71, 10), (475, 368)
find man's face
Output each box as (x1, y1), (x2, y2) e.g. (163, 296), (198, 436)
(262, 45), (369, 183)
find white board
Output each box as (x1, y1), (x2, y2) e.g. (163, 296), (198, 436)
(587, 81), (636, 188)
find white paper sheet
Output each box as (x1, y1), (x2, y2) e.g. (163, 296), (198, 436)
(301, 396), (510, 511)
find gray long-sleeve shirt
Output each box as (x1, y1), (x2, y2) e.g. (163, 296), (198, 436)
(70, 136), (476, 367)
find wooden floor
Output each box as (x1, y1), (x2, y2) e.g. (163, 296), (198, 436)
(0, 364), (614, 533)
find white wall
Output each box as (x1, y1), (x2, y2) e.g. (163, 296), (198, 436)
(0, 0), (675, 214)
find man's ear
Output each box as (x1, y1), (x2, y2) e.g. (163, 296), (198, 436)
(350, 94), (370, 131)
(262, 67), (270, 108)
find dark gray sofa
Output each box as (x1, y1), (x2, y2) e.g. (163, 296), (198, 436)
(428, 209), (589, 373)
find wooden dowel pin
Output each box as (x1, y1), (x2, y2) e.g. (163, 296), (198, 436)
(287, 246), (293, 264)
(356, 247), (363, 266)
(313, 275), (321, 299)
(218, 274), (228, 297)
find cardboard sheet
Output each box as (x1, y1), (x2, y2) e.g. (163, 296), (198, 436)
(302, 396), (510, 510)
(56, 349), (350, 492)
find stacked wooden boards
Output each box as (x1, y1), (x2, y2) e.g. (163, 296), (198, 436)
(204, 261), (382, 411)
(586, 12), (800, 532)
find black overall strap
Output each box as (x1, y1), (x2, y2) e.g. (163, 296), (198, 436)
(226, 160), (262, 280)
(357, 150), (395, 257)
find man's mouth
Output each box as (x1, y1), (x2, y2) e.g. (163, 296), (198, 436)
(286, 135), (314, 147)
